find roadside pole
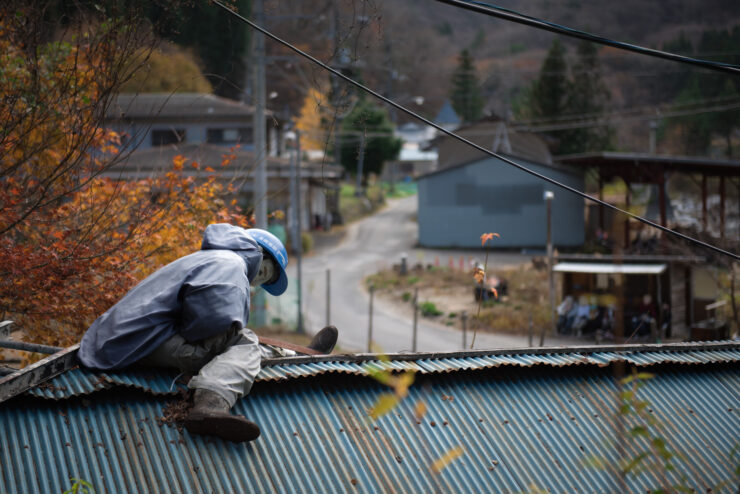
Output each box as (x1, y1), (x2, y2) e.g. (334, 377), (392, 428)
(326, 268), (331, 326)
(412, 287), (419, 352)
(367, 285), (375, 352)
(295, 130), (304, 333)
(251, 0), (267, 327)
(542, 190), (555, 346)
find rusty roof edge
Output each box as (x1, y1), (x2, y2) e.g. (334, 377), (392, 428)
(260, 340), (740, 367)
(0, 344), (80, 404)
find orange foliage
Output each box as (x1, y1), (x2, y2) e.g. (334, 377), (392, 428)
(0, 19), (251, 350)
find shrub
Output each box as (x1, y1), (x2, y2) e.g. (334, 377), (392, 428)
(420, 301), (442, 317)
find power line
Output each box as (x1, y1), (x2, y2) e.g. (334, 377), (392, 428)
(434, 0), (740, 76)
(212, 1), (739, 261)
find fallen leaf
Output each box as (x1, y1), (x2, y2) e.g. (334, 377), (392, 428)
(431, 445), (465, 474)
(370, 393), (399, 420)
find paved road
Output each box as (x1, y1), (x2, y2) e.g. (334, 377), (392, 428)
(285, 195), (581, 353)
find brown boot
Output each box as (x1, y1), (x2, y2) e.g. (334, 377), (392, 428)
(184, 389), (260, 443)
(308, 325), (338, 354)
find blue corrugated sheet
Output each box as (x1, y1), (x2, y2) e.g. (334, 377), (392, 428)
(1, 345), (738, 493)
(22, 345), (740, 401)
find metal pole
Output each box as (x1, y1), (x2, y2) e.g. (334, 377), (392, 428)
(355, 133), (365, 196)
(412, 287), (419, 352)
(252, 0), (267, 229)
(0, 340), (61, 354)
(250, 0), (267, 327)
(326, 268), (331, 326)
(295, 130), (304, 334)
(461, 311), (468, 349)
(528, 313), (533, 347)
(368, 285), (375, 352)
(543, 191), (554, 346)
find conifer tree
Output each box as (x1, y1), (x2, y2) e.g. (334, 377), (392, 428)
(560, 40), (613, 154)
(450, 49), (485, 123)
(530, 39), (569, 122)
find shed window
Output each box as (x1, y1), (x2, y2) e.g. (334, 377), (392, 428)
(207, 127), (253, 145)
(151, 129), (185, 146)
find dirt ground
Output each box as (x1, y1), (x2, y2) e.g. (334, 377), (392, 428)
(365, 259), (555, 336)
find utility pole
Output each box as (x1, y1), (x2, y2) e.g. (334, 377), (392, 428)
(292, 129), (304, 333)
(252, 0), (267, 229)
(250, 0), (267, 327)
(543, 190), (555, 346)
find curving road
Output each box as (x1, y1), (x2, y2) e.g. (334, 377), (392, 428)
(286, 195), (579, 353)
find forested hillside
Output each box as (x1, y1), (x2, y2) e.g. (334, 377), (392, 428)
(147, 0), (740, 155)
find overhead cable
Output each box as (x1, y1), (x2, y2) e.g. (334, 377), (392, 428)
(434, 0), (740, 76)
(212, 1), (739, 261)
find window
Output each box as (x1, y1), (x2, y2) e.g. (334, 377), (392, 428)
(206, 127), (253, 145)
(151, 129), (185, 146)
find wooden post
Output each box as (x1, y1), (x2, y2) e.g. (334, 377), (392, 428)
(701, 174), (708, 232)
(719, 175), (726, 240)
(412, 288), (419, 352)
(367, 285), (374, 352)
(624, 181), (631, 249)
(598, 172), (605, 232)
(658, 170), (667, 228)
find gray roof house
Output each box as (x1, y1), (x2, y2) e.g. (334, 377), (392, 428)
(105, 93), (283, 155)
(103, 93), (343, 233)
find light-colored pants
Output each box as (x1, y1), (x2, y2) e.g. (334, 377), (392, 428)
(139, 324), (295, 407)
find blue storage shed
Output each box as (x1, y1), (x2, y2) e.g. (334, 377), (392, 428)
(417, 155), (585, 249)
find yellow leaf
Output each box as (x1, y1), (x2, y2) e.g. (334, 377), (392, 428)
(172, 155), (186, 170)
(431, 445), (465, 474)
(370, 393), (399, 420)
(414, 400), (427, 420)
(394, 371), (416, 398)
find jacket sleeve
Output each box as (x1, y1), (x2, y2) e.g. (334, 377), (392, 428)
(178, 255), (250, 342)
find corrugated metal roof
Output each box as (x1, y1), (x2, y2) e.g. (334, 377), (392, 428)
(1, 343), (738, 493)
(21, 344), (740, 401)
(1, 364), (738, 493)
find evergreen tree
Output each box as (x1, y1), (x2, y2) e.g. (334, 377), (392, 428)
(560, 40), (613, 154)
(529, 39), (569, 121)
(450, 49), (485, 123)
(667, 26), (739, 156)
(339, 99), (402, 179)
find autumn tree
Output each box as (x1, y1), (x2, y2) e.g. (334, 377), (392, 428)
(296, 85), (332, 151)
(119, 44), (213, 94)
(449, 49), (485, 123)
(0, 1), (251, 350)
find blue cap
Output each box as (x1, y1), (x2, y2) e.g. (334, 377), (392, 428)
(246, 228), (289, 296)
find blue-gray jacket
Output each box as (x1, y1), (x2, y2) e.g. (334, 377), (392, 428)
(78, 224), (263, 370)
